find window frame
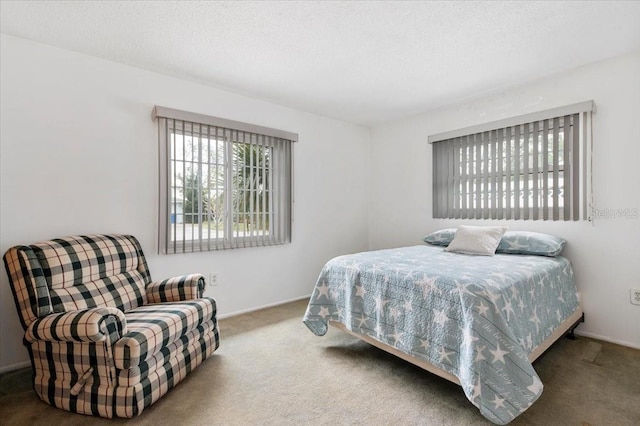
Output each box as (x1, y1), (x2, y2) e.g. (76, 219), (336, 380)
(429, 101), (594, 221)
(154, 106), (296, 254)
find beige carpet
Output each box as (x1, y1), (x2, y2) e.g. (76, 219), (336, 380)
(1, 299), (639, 425)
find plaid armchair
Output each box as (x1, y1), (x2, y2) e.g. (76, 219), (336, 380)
(3, 234), (219, 418)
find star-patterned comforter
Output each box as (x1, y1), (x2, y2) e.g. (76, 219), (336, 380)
(303, 245), (580, 425)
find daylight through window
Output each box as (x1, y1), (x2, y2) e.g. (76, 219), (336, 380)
(429, 101), (594, 221)
(154, 107), (296, 253)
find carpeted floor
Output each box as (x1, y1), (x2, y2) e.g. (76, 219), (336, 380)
(1, 299), (639, 425)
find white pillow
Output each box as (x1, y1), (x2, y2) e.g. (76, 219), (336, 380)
(445, 225), (508, 256)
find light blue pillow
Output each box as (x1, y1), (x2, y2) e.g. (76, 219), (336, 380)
(422, 229), (456, 246)
(424, 229), (566, 257)
(496, 231), (566, 257)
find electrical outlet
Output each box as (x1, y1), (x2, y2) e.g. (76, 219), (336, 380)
(631, 289), (640, 306)
(209, 272), (219, 286)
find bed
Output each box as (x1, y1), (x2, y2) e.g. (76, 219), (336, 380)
(303, 234), (583, 425)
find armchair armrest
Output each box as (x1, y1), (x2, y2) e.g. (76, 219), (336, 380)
(24, 307), (127, 344)
(146, 273), (206, 303)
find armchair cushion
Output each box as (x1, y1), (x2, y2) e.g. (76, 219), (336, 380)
(113, 298), (216, 369)
(31, 235), (151, 314)
(32, 235), (144, 286)
(117, 320), (217, 387)
(25, 307), (127, 343)
(146, 273), (205, 303)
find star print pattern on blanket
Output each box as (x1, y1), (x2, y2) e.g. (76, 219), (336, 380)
(303, 245), (580, 425)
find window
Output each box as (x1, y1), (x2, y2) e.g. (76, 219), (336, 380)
(153, 106), (297, 253)
(429, 101), (594, 221)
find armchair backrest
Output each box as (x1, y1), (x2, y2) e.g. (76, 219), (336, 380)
(4, 234), (151, 330)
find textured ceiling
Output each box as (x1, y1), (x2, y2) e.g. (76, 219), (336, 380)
(2, 1), (640, 125)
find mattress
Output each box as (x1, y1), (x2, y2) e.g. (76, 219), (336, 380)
(303, 244), (581, 424)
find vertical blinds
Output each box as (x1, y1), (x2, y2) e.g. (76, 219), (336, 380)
(154, 107), (295, 254)
(429, 101), (594, 221)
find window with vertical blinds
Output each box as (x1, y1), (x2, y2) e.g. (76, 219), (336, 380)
(429, 101), (594, 221)
(153, 106), (296, 254)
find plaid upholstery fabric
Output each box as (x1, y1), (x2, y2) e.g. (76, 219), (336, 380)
(3, 234), (220, 418)
(3, 246), (54, 328)
(146, 273), (205, 303)
(31, 235), (150, 313)
(113, 299), (216, 369)
(29, 328), (120, 417)
(25, 307), (127, 343)
(29, 318), (219, 418)
(115, 320), (219, 417)
(48, 270), (147, 314)
(117, 320), (217, 387)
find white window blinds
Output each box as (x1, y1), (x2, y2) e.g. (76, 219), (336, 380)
(154, 106), (296, 254)
(429, 101), (594, 221)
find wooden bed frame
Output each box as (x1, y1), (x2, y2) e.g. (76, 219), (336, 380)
(329, 307), (584, 386)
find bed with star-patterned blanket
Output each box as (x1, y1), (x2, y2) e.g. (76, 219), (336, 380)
(303, 244), (581, 425)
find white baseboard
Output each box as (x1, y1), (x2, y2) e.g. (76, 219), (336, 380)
(217, 294), (311, 320)
(574, 330), (640, 350)
(0, 360), (30, 375)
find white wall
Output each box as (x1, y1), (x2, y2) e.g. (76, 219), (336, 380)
(0, 34), (370, 371)
(2, 33), (638, 373)
(369, 51), (640, 349)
